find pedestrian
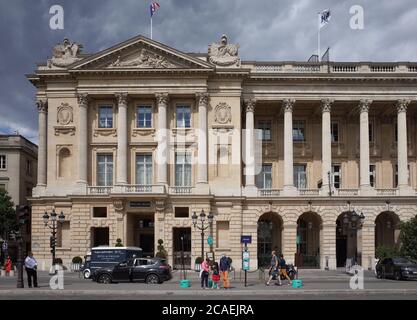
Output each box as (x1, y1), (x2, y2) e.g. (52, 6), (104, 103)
(211, 261), (220, 289)
(4, 256), (12, 274)
(266, 250), (281, 286)
(200, 258), (210, 289)
(279, 254), (292, 286)
(24, 251), (38, 288)
(219, 254), (231, 289)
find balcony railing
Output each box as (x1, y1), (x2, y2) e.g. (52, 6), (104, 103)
(376, 188), (398, 196)
(122, 185), (165, 194)
(298, 189), (320, 196)
(336, 188), (359, 196)
(258, 189), (281, 197)
(87, 186), (113, 195)
(169, 186), (194, 195)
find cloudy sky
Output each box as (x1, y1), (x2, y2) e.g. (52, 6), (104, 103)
(1, 0), (417, 144)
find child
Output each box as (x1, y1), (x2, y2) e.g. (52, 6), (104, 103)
(211, 261), (220, 289)
(5, 256), (12, 274)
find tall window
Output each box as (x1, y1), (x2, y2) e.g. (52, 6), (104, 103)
(293, 120), (306, 141)
(97, 154), (113, 186)
(136, 154), (153, 185)
(331, 121), (339, 143)
(332, 164), (341, 189)
(0, 155), (6, 170)
(98, 106), (113, 128)
(369, 164), (376, 187)
(256, 164), (272, 189)
(176, 106), (191, 128)
(258, 120), (271, 141)
(26, 160), (32, 176)
(137, 106), (152, 128)
(175, 153), (192, 186)
(294, 164), (307, 189)
(369, 121), (374, 142)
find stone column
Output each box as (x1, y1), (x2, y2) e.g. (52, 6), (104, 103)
(282, 223), (297, 265)
(156, 93), (169, 185)
(36, 100), (48, 189)
(116, 92), (128, 185)
(396, 99), (410, 192)
(76, 94), (89, 188)
(320, 223), (337, 270)
(361, 221), (376, 270)
(244, 99), (256, 187)
(321, 99), (334, 193)
(282, 99), (296, 195)
(196, 93), (209, 188)
(359, 99), (372, 191)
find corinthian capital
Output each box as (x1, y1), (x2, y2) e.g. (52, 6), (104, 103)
(196, 92), (209, 107)
(282, 99), (295, 113)
(36, 100), (48, 113)
(244, 99), (256, 113)
(77, 93), (89, 107)
(396, 99), (411, 113)
(321, 98), (334, 113)
(115, 92), (128, 106)
(359, 99), (373, 113)
(155, 92), (169, 106)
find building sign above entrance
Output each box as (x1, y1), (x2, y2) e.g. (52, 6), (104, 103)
(129, 201), (152, 208)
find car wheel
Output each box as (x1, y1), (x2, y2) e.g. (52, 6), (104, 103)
(97, 274), (112, 284)
(83, 269), (91, 279)
(394, 271), (402, 281)
(146, 274), (160, 284)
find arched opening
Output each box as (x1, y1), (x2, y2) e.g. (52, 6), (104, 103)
(58, 148), (71, 178)
(336, 212), (362, 267)
(375, 211), (401, 251)
(257, 212), (283, 268)
(296, 212), (322, 268)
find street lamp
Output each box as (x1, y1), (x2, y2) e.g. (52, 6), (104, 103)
(343, 201), (365, 229)
(192, 210), (214, 260)
(43, 208), (65, 269)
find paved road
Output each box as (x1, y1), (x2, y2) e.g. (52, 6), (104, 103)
(0, 269), (416, 299)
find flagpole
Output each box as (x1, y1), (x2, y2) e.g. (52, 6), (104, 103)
(151, 16), (153, 40)
(317, 12), (321, 62)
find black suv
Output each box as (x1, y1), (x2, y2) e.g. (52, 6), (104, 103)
(92, 257), (172, 284)
(376, 257), (417, 280)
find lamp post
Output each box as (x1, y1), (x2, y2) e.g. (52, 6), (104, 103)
(192, 210), (214, 260)
(12, 205), (29, 288)
(43, 209), (65, 270)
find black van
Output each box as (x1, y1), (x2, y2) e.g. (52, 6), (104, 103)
(81, 246), (142, 279)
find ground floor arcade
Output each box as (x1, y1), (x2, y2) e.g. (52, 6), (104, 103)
(29, 197), (416, 271)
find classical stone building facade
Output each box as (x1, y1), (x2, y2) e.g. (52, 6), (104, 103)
(28, 35), (417, 270)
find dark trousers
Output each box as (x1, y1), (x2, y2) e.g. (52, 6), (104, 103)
(201, 271), (209, 288)
(26, 268), (38, 287)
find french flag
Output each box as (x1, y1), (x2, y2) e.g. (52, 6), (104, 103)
(150, 2), (160, 17)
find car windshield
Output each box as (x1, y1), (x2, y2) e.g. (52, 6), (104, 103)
(393, 257), (415, 264)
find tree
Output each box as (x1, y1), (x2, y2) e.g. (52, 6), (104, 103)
(0, 189), (17, 239)
(155, 239), (168, 259)
(400, 217), (417, 261)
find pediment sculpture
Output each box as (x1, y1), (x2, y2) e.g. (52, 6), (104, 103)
(48, 38), (83, 68)
(208, 34), (240, 67)
(108, 48), (177, 68)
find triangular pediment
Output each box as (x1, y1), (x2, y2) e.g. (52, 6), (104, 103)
(70, 35), (213, 71)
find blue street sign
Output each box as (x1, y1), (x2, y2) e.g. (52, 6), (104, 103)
(241, 235), (252, 244)
(207, 236), (214, 246)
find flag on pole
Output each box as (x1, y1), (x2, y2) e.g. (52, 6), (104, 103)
(150, 2), (160, 17)
(319, 9), (331, 29)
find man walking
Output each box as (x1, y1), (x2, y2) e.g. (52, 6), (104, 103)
(24, 252), (38, 288)
(219, 254), (231, 289)
(266, 250), (281, 286)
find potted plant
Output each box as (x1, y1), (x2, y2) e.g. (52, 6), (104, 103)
(155, 239), (168, 259)
(194, 257), (203, 272)
(71, 256), (83, 272)
(115, 238), (124, 247)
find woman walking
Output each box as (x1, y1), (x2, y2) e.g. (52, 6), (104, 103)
(200, 258), (210, 289)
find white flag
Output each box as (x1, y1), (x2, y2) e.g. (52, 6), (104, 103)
(319, 9), (331, 29)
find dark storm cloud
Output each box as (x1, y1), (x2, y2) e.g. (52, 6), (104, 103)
(1, 0), (417, 143)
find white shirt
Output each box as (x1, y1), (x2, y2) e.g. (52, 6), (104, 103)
(25, 256), (37, 269)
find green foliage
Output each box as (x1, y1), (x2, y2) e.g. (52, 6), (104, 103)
(115, 238), (124, 247)
(72, 256), (83, 264)
(375, 245), (400, 259)
(0, 189), (17, 239)
(400, 217), (417, 260)
(155, 239), (168, 259)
